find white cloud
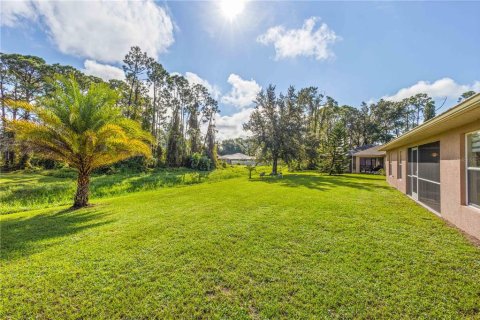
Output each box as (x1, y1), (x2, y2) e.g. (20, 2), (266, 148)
(83, 60), (124, 81)
(383, 78), (480, 102)
(0, 0), (37, 27)
(216, 108), (254, 140)
(2, 0), (174, 63)
(257, 17), (339, 61)
(221, 74), (261, 108)
(184, 72), (221, 99)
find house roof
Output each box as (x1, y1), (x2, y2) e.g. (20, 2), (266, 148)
(218, 153), (255, 160)
(352, 145), (386, 157)
(348, 144), (377, 156)
(380, 93), (480, 151)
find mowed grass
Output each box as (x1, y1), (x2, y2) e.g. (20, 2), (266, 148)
(1, 173), (479, 319)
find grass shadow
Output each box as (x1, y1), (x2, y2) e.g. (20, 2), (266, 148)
(250, 173), (391, 192)
(1, 206), (114, 261)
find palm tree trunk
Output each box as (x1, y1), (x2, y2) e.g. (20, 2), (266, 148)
(73, 171), (90, 208)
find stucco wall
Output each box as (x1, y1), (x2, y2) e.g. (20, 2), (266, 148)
(385, 120), (480, 240)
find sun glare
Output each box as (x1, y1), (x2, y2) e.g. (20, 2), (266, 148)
(219, 0), (246, 21)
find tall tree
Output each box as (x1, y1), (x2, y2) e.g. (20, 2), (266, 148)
(166, 75), (189, 167)
(7, 76), (152, 208)
(319, 122), (349, 175)
(204, 97), (219, 168)
(122, 46), (151, 119)
(188, 84), (209, 154)
(146, 61), (168, 138)
(423, 99), (436, 121)
(244, 85), (303, 174)
(0, 53), (48, 168)
(279, 86), (305, 168)
(298, 87), (322, 168)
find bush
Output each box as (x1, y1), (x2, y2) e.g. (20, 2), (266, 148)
(189, 153), (212, 171)
(97, 156), (152, 174)
(30, 158), (63, 170)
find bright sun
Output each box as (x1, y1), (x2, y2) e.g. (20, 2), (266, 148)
(219, 0), (246, 21)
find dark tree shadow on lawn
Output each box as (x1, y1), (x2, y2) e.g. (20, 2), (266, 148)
(250, 174), (391, 192)
(1, 206), (114, 261)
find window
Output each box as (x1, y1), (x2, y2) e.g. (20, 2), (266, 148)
(466, 131), (480, 208)
(397, 151), (403, 179)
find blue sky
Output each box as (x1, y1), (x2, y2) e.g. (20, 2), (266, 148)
(1, 0), (479, 139)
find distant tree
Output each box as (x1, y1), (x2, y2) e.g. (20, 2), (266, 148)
(298, 87), (323, 168)
(47, 63), (103, 91)
(319, 122), (349, 175)
(339, 105), (362, 148)
(204, 97), (219, 168)
(166, 75), (188, 167)
(219, 138), (254, 155)
(244, 85), (303, 174)
(357, 101), (377, 146)
(0, 53), (50, 169)
(146, 60), (168, 139)
(244, 86), (282, 174)
(370, 99), (395, 143)
(423, 99), (436, 121)
(7, 76), (153, 208)
(188, 84), (208, 155)
(279, 86), (305, 167)
(122, 46), (152, 119)
(458, 91), (476, 102)
(410, 93), (433, 127)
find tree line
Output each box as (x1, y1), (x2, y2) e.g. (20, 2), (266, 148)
(244, 85), (476, 174)
(0, 47), (220, 171)
(1, 49), (477, 175)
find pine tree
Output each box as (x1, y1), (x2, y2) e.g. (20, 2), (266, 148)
(319, 122), (349, 175)
(423, 99), (436, 121)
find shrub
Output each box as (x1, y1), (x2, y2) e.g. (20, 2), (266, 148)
(189, 153), (212, 171)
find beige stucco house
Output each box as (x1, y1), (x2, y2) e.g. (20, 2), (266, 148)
(351, 145), (386, 173)
(380, 93), (480, 240)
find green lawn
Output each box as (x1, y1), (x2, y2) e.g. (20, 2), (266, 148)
(1, 172), (479, 319)
(0, 166), (247, 214)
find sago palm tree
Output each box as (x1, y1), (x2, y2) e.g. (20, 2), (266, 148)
(7, 76), (153, 208)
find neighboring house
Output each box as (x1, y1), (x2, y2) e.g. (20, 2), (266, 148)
(347, 144), (374, 172)
(218, 153), (255, 165)
(351, 145), (386, 173)
(380, 93), (480, 240)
